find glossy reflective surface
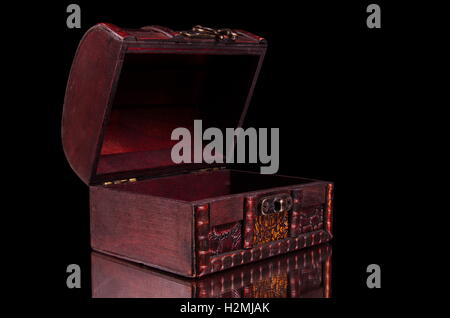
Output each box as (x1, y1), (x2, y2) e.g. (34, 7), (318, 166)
(91, 243), (332, 298)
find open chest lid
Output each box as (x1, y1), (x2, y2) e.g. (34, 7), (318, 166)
(62, 23), (267, 185)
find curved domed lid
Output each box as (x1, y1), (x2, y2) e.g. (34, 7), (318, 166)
(62, 23), (267, 185)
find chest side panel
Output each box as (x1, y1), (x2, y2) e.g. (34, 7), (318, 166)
(90, 186), (194, 277)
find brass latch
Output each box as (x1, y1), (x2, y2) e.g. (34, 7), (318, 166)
(259, 193), (293, 215)
(103, 178), (137, 187)
(179, 25), (238, 41)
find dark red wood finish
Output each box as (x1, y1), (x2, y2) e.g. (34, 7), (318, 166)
(62, 25), (125, 184)
(63, 24), (334, 278)
(89, 169), (333, 277)
(90, 185), (193, 276)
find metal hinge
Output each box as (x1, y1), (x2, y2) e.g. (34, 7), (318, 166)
(196, 166), (226, 173)
(103, 178), (137, 187)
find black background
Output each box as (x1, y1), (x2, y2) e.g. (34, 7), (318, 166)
(10, 0), (434, 311)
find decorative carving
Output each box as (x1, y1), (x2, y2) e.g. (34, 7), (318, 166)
(208, 222), (242, 255)
(197, 185), (333, 276)
(298, 206), (324, 233)
(253, 211), (289, 245)
(207, 230), (331, 275)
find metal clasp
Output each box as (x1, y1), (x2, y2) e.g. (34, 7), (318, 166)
(259, 193), (293, 215)
(179, 25), (238, 41)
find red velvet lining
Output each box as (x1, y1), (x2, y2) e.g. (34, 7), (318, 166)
(96, 53), (259, 177)
(97, 106), (224, 174)
(97, 149), (175, 175)
(100, 106), (197, 155)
